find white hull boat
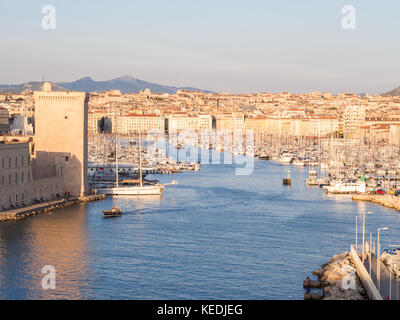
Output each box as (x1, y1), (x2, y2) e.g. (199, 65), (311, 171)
(326, 182), (366, 194)
(95, 131), (171, 196)
(292, 160), (305, 167)
(278, 156), (293, 164)
(97, 184), (165, 195)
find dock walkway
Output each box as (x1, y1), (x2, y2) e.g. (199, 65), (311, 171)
(0, 194), (106, 222)
(364, 254), (400, 300)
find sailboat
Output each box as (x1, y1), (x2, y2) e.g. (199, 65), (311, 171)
(96, 131), (165, 196)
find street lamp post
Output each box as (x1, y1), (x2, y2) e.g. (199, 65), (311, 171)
(377, 227), (389, 292)
(356, 216), (358, 253)
(362, 211), (373, 261)
(369, 233), (372, 275)
(390, 267), (392, 300)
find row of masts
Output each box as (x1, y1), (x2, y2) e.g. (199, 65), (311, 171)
(115, 131), (143, 188)
(89, 130), (400, 185)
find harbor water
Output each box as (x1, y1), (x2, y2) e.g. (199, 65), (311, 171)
(1, 157), (400, 299)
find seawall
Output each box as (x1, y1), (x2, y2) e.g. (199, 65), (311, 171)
(0, 194), (106, 222)
(352, 194), (400, 211)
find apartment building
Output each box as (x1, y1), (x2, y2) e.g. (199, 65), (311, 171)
(167, 114), (197, 132)
(0, 141), (33, 209)
(215, 114), (245, 132)
(343, 105), (366, 138)
(116, 114), (165, 134)
(245, 117), (267, 133)
(0, 107), (9, 133)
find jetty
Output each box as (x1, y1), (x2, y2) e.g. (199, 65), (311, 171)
(0, 194), (106, 222)
(304, 252), (368, 300)
(352, 194), (400, 211)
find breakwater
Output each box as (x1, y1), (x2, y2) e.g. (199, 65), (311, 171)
(0, 194), (106, 222)
(305, 252), (367, 300)
(352, 194), (400, 211)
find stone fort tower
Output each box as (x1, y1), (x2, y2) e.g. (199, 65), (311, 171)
(34, 82), (89, 197)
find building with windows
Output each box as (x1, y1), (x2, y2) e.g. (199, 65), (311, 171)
(0, 141), (33, 209)
(166, 114), (202, 132)
(116, 114), (165, 134)
(0, 107), (9, 133)
(214, 114), (245, 132)
(245, 117), (267, 133)
(0, 138), (65, 210)
(343, 105), (366, 138)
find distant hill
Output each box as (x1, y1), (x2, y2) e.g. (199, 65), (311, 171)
(0, 81), (67, 93)
(383, 86), (400, 96)
(0, 76), (214, 94)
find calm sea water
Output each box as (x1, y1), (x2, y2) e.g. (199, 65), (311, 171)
(1, 157), (400, 300)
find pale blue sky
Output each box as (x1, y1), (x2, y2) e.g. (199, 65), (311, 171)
(0, 0), (399, 94)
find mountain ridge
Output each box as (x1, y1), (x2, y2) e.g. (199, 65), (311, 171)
(383, 86), (400, 96)
(0, 76), (214, 94)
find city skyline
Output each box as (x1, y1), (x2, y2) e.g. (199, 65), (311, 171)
(1, 0), (399, 94)
(3, 0), (400, 305)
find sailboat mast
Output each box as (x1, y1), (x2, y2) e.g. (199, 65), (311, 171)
(116, 131), (119, 188)
(139, 130), (143, 187)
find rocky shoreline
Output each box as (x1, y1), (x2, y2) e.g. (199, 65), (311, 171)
(305, 252), (368, 300)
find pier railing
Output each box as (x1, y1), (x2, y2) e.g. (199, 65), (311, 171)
(350, 244), (382, 300)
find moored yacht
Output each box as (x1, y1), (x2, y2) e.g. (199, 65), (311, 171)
(326, 181), (366, 194)
(278, 153), (293, 164)
(96, 131), (170, 196)
(97, 184), (165, 196)
(292, 159), (306, 167)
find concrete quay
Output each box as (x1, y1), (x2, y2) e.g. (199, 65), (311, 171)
(352, 194), (400, 211)
(0, 194), (106, 222)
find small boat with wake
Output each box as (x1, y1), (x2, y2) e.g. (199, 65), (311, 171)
(103, 207), (123, 218)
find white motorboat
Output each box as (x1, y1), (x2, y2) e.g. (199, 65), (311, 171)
(326, 181), (366, 194)
(278, 155), (293, 164)
(292, 160), (305, 167)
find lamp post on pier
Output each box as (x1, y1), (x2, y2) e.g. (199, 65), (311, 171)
(356, 216), (358, 253)
(362, 211), (373, 261)
(369, 233), (372, 276)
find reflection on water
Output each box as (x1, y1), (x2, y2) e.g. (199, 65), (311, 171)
(0, 160), (400, 299)
(0, 205), (92, 299)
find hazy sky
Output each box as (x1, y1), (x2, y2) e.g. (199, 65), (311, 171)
(0, 0), (399, 94)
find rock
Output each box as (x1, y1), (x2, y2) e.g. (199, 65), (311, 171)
(313, 269), (323, 277)
(308, 251), (367, 300)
